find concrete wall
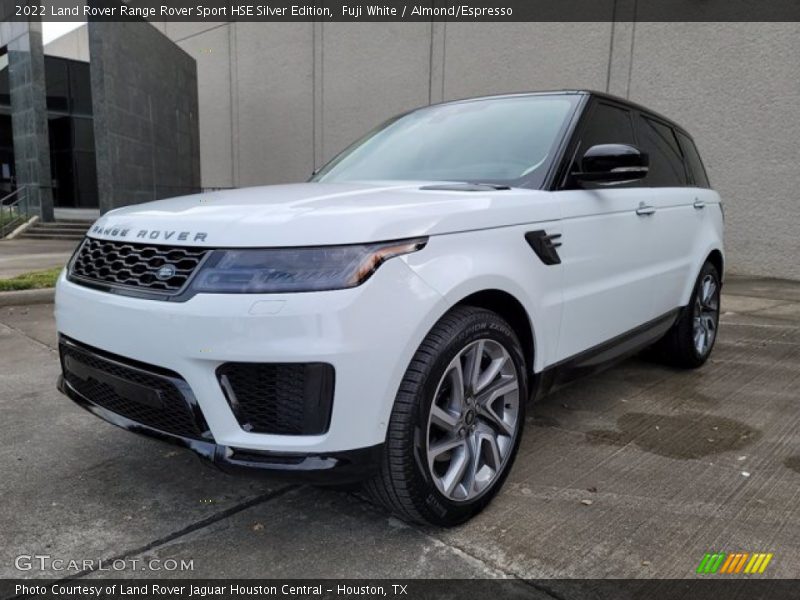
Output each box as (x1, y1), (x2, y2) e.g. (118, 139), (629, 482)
(46, 22), (799, 280)
(620, 22), (800, 281)
(88, 22), (201, 212)
(438, 23), (612, 100)
(42, 24), (90, 61)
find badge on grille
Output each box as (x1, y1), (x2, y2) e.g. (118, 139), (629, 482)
(156, 264), (177, 280)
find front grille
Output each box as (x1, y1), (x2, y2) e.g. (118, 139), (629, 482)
(217, 363), (335, 435)
(70, 238), (209, 293)
(60, 338), (210, 440)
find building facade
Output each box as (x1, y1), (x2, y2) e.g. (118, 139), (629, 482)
(1, 18), (199, 220)
(0, 54), (97, 207)
(44, 22), (800, 280)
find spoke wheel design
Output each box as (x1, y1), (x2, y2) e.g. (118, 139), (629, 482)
(693, 274), (720, 357)
(426, 339), (520, 502)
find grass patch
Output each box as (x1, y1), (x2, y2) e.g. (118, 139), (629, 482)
(0, 267), (62, 292)
(0, 210), (22, 229)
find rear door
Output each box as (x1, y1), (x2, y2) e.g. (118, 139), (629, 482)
(633, 114), (698, 316)
(553, 100), (655, 360)
(676, 128), (719, 255)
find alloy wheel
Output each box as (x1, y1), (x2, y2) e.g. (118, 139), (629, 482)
(426, 339), (520, 502)
(693, 274), (720, 356)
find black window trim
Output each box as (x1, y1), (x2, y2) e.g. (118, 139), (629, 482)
(541, 93), (591, 191)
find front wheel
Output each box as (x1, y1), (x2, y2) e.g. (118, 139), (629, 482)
(365, 306), (527, 526)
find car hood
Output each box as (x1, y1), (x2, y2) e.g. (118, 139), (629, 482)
(88, 182), (557, 247)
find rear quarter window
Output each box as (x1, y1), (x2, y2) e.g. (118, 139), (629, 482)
(676, 131), (711, 188)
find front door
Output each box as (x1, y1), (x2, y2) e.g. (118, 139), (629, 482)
(554, 100), (655, 361)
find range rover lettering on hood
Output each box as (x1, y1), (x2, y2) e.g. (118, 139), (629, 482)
(90, 225), (208, 243)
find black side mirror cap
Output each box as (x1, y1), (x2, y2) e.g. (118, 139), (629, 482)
(574, 144), (649, 184)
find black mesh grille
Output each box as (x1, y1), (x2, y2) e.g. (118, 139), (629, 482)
(60, 339), (209, 440)
(217, 363), (335, 435)
(70, 238), (209, 293)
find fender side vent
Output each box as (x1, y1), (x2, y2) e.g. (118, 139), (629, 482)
(525, 230), (562, 266)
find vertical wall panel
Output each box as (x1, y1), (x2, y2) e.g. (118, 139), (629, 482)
(176, 25), (234, 189)
(320, 23), (431, 162)
(3, 21), (55, 221)
(441, 22), (613, 100)
(89, 22), (200, 211)
(233, 23), (314, 186)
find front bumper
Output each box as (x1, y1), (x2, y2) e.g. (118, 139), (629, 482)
(54, 256), (447, 466)
(57, 373), (383, 482)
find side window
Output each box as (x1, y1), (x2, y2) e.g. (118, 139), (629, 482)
(579, 102), (636, 150)
(676, 131), (710, 188)
(637, 115), (688, 187)
(565, 102), (635, 187)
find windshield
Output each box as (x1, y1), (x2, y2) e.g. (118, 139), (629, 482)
(313, 95), (579, 188)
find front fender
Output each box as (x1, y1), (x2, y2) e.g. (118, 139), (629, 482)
(404, 226), (564, 372)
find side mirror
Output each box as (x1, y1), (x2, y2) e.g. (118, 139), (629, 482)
(574, 144), (648, 184)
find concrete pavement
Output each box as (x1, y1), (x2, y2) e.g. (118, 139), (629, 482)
(1, 277), (798, 582)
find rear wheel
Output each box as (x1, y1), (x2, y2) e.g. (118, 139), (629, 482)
(365, 306), (527, 526)
(654, 261), (721, 368)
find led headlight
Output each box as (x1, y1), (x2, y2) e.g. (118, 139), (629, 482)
(190, 238), (427, 294)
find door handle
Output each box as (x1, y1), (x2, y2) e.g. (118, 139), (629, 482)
(693, 198), (706, 210)
(636, 202), (656, 216)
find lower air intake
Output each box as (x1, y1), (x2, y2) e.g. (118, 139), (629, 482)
(217, 362), (335, 435)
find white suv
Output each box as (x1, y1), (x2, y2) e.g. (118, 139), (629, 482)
(56, 91), (723, 526)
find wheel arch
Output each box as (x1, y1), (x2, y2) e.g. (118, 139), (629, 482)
(680, 245), (725, 306)
(451, 289), (536, 376)
(707, 248), (724, 282)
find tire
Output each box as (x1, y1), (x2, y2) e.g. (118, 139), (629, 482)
(653, 261), (721, 369)
(365, 306), (527, 527)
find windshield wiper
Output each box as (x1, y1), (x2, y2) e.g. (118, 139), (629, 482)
(419, 182), (511, 192)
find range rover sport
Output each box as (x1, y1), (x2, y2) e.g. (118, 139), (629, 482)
(56, 90), (724, 526)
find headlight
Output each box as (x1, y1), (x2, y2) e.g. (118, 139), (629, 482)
(190, 238), (427, 294)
